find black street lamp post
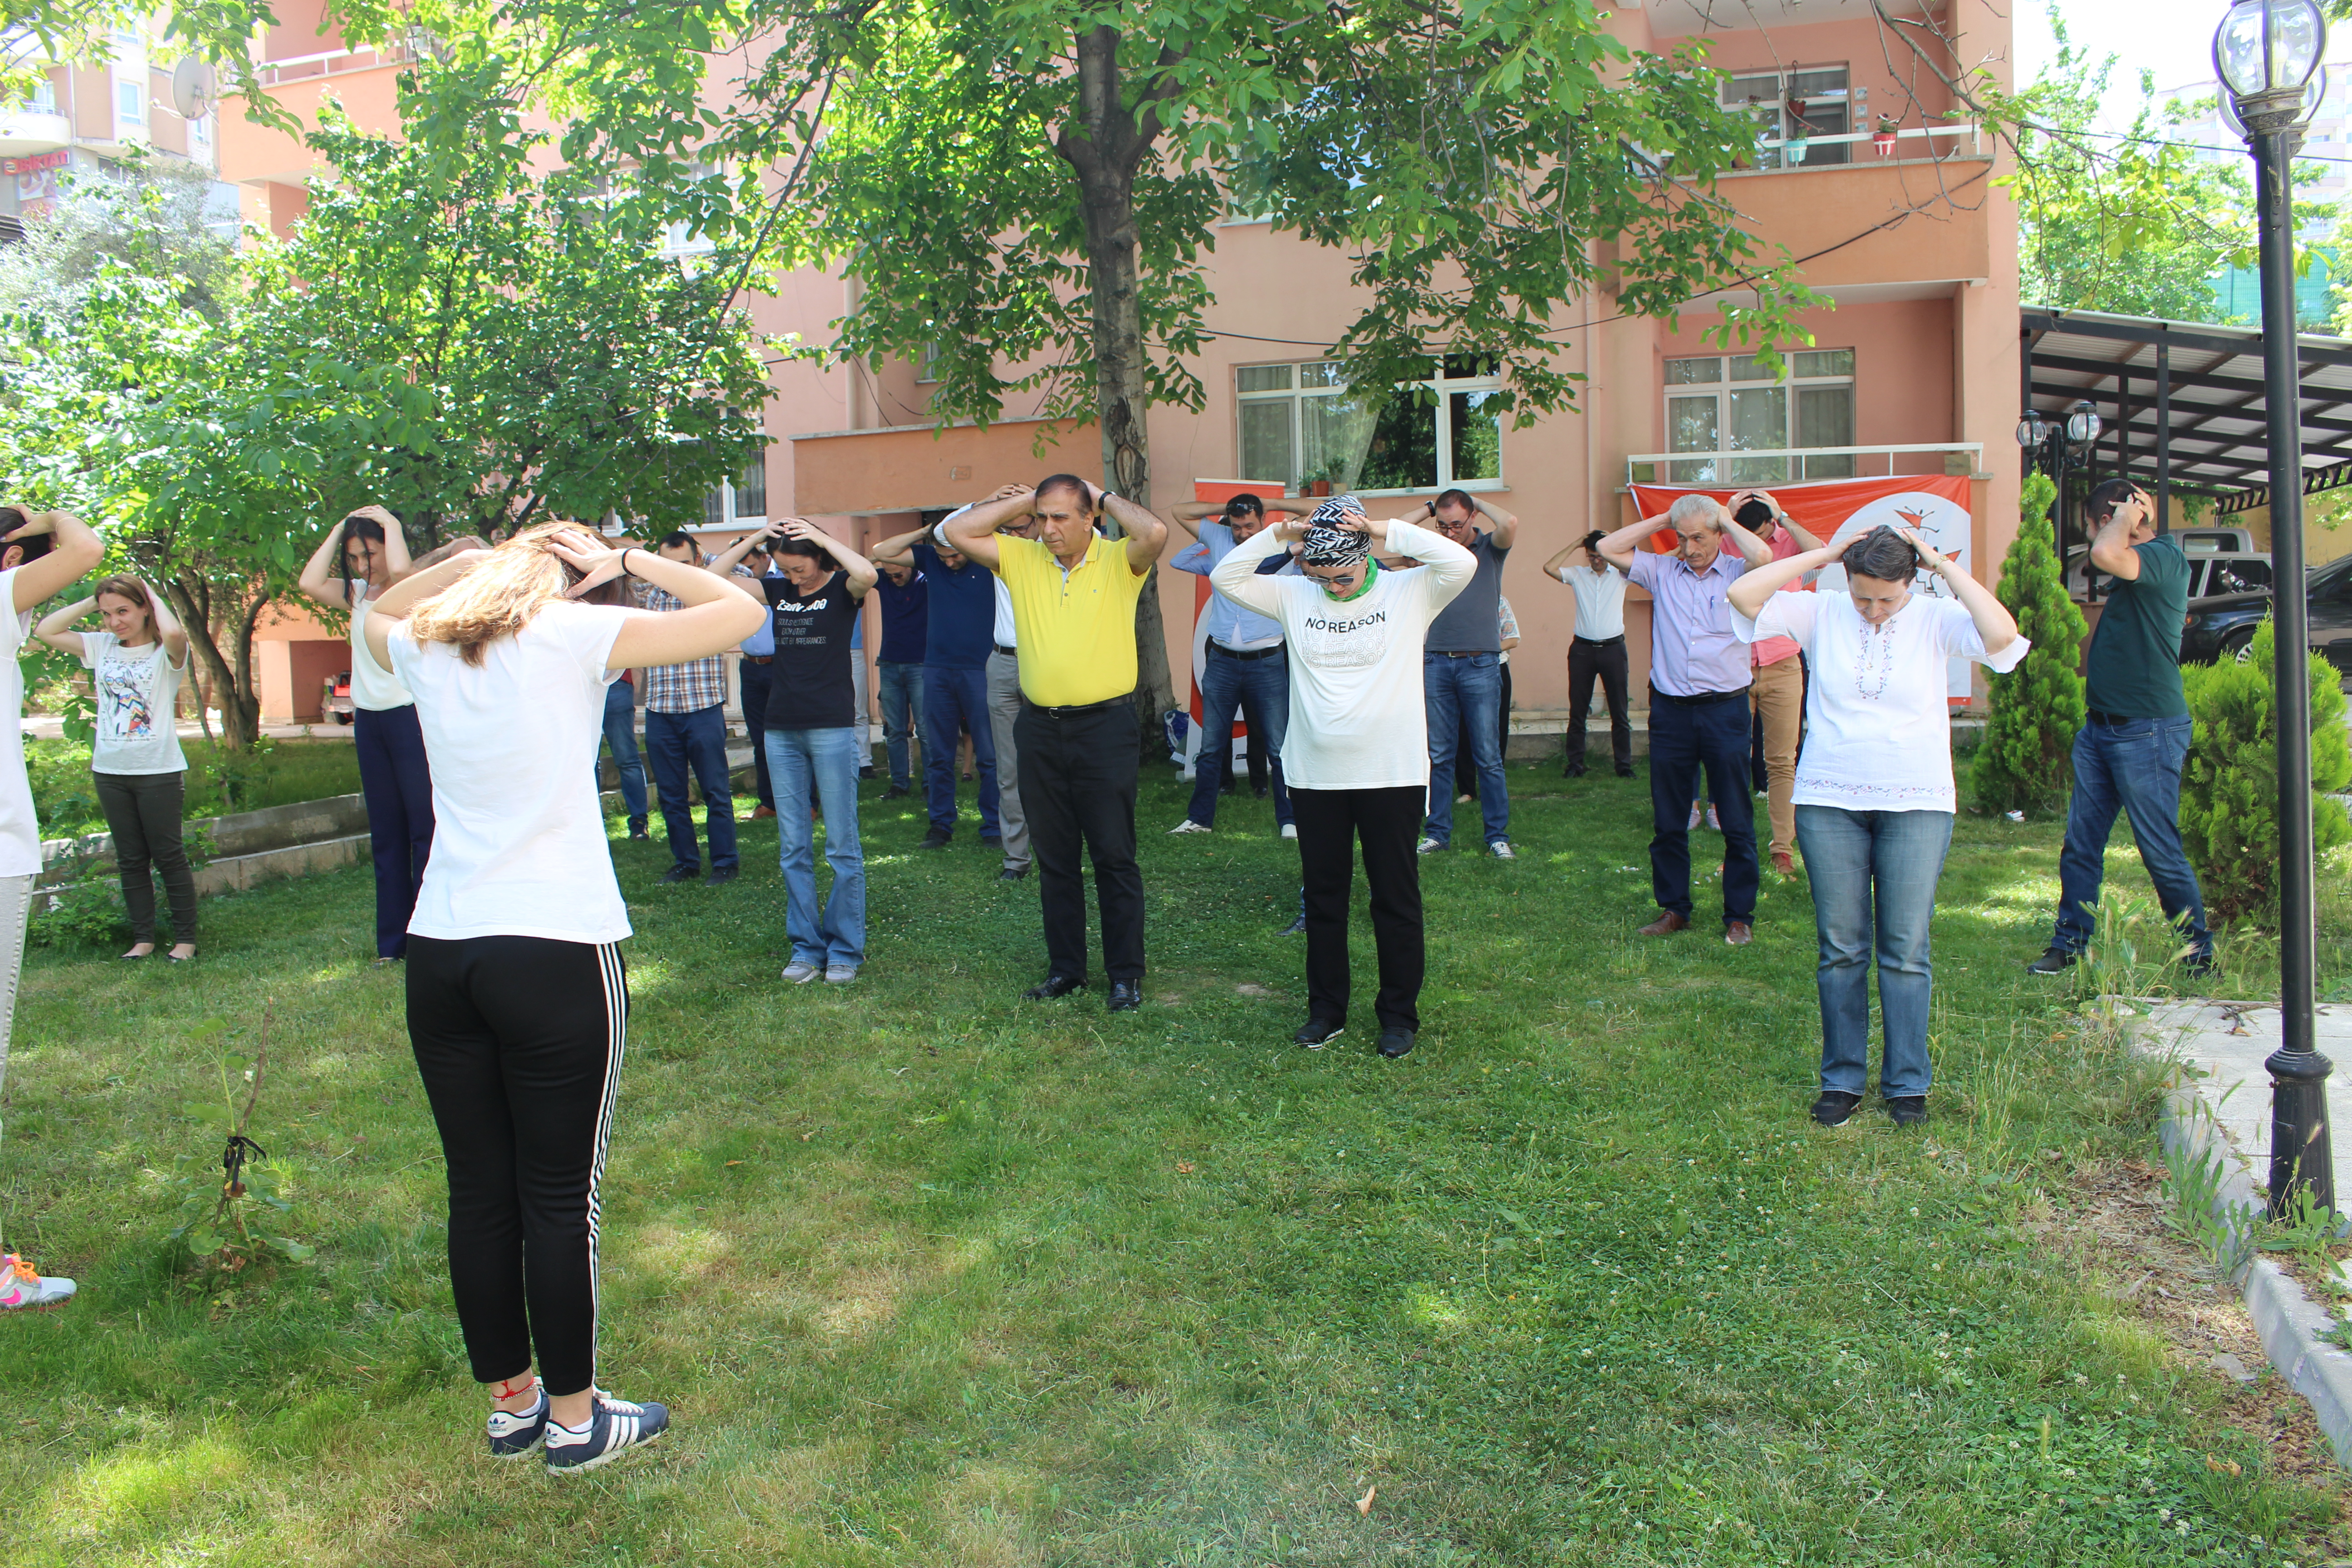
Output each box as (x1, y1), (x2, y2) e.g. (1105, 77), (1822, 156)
(2215, 0), (2332, 1220)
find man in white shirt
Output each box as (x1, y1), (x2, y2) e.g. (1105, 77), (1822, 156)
(981, 497), (1041, 882)
(1541, 529), (1634, 779)
(1210, 497), (1474, 1061)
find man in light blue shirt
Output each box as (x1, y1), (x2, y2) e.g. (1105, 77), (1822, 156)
(1167, 493), (1312, 837)
(732, 535), (784, 819)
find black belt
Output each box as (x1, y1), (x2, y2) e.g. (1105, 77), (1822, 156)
(1431, 649), (1493, 658)
(1020, 694), (1128, 717)
(993, 643), (1017, 657)
(741, 655), (773, 665)
(1573, 634), (1626, 648)
(1210, 642), (1283, 662)
(2087, 707), (2165, 726)
(1649, 684), (1749, 707)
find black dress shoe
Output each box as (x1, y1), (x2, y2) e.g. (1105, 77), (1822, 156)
(1279, 914), (1307, 936)
(920, 828), (952, 850)
(998, 867), (1028, 882)
(658, 864), (701, 884)
(1294, 1017), (1345, 1049)
(883, 785), (911, 800)
(1108, 980), (1143, 1012)
(1614, 766), (1636, 779)
(1024, 975), (1086, 1000)
(1377, 1028), (1415, 1059)
(706, 865), (739, 886)
(1563, 764), (1588, 779)
(980, 833), (1003, 848)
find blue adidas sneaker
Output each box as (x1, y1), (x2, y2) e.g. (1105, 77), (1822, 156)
(486, 1385), (549, 1457)
(543, 1391), (669, 1475)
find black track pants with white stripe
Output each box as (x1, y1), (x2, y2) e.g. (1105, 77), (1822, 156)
(407, 934), (627, 1397)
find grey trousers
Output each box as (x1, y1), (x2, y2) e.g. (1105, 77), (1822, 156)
(95, 769), (198, 945)
(0, 873), (29, 1134)
(986, 650), (1030, 873)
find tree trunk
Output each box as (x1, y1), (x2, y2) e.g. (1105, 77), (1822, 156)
(162, 578), (265, 752)
(1056, 24), (1180, 743)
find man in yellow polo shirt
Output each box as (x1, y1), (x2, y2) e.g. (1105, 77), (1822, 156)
(946, 474), (1169, 1011)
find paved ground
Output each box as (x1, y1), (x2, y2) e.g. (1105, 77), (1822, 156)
(2143, 999), (2352, 1196)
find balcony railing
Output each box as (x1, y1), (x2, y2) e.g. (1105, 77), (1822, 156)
(254, 41), (416, 88)
(1726, 121), (1984, 176)
(1627, 442), (1985, 486)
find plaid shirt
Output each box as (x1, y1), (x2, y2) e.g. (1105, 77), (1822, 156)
(635, 566), (729, 713)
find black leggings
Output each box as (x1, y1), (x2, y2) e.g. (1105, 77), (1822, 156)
(407, 934), (627, 1396)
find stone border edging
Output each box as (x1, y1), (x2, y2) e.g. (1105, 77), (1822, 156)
(2156, 1068), (2352, 1465)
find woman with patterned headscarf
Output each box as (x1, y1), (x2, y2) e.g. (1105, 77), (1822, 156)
(1210, 497), (1474, 1061)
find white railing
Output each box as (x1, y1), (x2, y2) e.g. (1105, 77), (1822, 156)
(255, 42), (414, 87)
(1626, 443), (1984, 485)
(1732, 121), (1984, 166)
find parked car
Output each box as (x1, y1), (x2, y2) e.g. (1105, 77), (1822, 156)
(2178, 552), (2352, 681)
(2066, 526), (2273, 602)
(323, 671), (354, 725)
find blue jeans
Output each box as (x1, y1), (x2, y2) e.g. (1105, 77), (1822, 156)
(767, 728), (866, 968)
(645, 704), (738, 872)
(1423, 652), (1509, 846)
(2053, 714), (2211, 960)
(877, 661), (924, 790)
(1646, 692), (1759, 926)
(921, 664), (998, 837)
(1795, 805), (1952, 1098)
(598, 679), (647, 829)
(1186, 646), (1293, 828)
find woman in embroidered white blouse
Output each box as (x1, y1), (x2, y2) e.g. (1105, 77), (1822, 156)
(1728, 525), (2028, 1131)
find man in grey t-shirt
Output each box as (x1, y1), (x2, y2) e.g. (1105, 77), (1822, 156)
(1396, 488), (1517, 857)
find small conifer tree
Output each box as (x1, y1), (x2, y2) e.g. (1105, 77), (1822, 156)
(2180, 619), (2352, 926)
(1971, 473), (2088, 813)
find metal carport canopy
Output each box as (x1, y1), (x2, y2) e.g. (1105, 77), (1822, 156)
(2019, 306), (2352, 515)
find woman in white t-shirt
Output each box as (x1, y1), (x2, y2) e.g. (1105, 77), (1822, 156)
(361, 521), (763, 1475)
(296, 506), (490, 965)
(35, 574), (197, 960)
(1729, 525), (2027, 1131)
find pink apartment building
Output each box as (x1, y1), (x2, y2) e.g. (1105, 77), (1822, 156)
(221, 0), (2020, 729)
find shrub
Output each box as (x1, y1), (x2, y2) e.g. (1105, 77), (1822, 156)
(2180, 619), (2352, 926)
(1972, 472), (2088, 814)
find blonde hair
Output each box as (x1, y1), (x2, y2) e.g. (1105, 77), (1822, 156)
(404, 521), (611, 666)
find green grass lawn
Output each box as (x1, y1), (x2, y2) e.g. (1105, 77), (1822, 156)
(2, 759), (2347, 1565)
(26, 736), (363, 837)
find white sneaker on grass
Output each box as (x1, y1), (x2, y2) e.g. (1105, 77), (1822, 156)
(1168, 819), (1212, 835)
(1280, 824), (1297, 840)
(781, 961), (821, 984)
(0, 1254), (74, 1310)
(825, 965), (858, 985)
(543, 1391), (670, 1475)
(1489, 841), (1516, 860)
(1416, 837), (1443, 855)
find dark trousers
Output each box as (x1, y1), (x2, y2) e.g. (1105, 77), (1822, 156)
(1566, 637), (1632, 773)
(1646, 691), (1760, 926)
(921, 664), (998, 836)
(1292, 785), (1425, 1032)
(1016, 699), (1145, 982)
(93, 769), (196, 945)
(1186, 644), (1293, 828)
(740, 659), (775, 810)
(1454, 662), (1514, 801)
(408, 934), (627, 1397)
(354, 702), (435, 958)
(645, 703), (738, 872)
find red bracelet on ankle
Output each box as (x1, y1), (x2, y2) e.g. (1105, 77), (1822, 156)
(491, 1374), (537, 1400)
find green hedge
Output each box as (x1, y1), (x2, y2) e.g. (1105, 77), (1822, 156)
(25, 737), (362, 840)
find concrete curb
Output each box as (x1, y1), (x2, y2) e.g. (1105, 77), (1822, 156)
(2156, 1068), (2352, 1465)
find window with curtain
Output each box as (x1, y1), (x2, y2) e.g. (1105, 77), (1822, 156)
(1235, 355), (1503, 493)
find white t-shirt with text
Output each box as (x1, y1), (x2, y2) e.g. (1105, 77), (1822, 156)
(390, 600), (632, 944)
(1210, 519), (1475, 790)
(82, 631), (189, 776)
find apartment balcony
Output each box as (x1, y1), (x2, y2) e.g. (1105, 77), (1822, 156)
(789, 417), (1097, 516)
(219, 45), (410, 186)
(0, 108), (72, 159)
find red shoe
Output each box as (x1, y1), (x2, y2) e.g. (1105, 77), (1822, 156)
(1772, 850), (1795, 876)
(744, 805), (777, 821)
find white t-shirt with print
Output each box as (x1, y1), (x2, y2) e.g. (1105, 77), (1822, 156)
(0, 572), (42, 877)
(1210, 519), (1475, 790)
(81, 631), (189, 776)
(1736, 590), (2029, 814)
(390, 600), (632, 945)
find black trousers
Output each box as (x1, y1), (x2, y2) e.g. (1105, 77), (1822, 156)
(1292, 785), (1425, 1032)
(1566, 637), (1632, 773)
(407, 934), (628, 1397)
(94, 769), (196, 945)
(1646, 691), (1760, 926)
(1015, 699), (1146, 982)
(740, 658), (775, 809)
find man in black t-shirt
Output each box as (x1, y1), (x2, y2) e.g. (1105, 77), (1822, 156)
(710, 519), (878, 984)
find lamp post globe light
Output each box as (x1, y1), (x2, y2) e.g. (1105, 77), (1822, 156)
(2215, 0), (2332, 1221)
(2064, 399), (2102, 446)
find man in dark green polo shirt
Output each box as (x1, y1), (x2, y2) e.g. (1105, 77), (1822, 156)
(2029, 478), (2212, 974)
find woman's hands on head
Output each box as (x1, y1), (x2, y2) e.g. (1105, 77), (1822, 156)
(549, 528), (633, 600)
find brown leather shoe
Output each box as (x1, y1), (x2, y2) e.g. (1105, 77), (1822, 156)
(1637, 911), (1690, 936)
(1771, 850), (1795, 876)
(744, 805), (777, 821)
(1724, 921), (1754, 946)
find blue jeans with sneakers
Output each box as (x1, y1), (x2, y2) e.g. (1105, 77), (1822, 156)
(1796, 805), (1951, 1099)
(1422, 652), (1509, 847)
(768, 727), (866, 970)
(2051, 714), (2211, 962)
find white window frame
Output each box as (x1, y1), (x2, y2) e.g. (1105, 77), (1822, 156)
(116, 76), (146, 130)
(1233, 358), (1507, 496)
(1663, 349), (1858, 485)
(1720, 64), (1851, 170)
(703, 455), (769, 529)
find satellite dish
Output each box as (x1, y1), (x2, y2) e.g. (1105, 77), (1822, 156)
(170, 57), (215, 121)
